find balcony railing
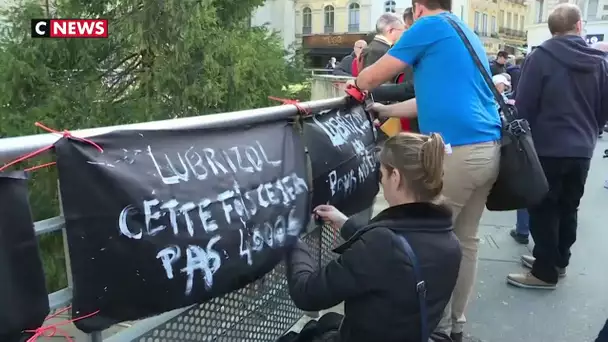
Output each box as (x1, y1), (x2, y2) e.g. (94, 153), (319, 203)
(498, 28), (527, 38)
(302, 26), (311, 34)
(348, 24), (359, 32)
(324, 25), (334, 34)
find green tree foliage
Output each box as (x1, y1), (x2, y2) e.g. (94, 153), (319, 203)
(0, 0), (300, 292)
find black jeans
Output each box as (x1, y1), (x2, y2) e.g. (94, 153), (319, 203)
(597, 318), (608, 342)
(528, 157), (590, 283)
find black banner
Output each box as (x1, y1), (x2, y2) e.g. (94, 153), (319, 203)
(54, 121), (309, 331)
(0, 172), (50, 341)
(303, 105), (379, 215)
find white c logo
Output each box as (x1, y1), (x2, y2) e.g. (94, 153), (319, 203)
(35, 21), (46, 36)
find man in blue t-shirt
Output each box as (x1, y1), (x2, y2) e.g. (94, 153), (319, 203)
(351, 0), (502, 340)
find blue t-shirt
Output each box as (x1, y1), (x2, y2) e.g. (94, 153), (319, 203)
(388, 13), (501, 146)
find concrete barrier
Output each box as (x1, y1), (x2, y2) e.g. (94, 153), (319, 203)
(311, 75), (354, 100)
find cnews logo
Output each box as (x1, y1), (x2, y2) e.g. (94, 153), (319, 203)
(31, 19), (108, 38)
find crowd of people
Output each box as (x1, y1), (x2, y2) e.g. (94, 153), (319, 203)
(281, 1), (608, 342)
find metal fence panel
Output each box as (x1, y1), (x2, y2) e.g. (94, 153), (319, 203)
(131, 218), (343, 342)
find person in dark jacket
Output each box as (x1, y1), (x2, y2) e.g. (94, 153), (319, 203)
(506, 56), (524, 93)
(325, 57), (337, 69)
(333, 53), (355, 76)
(597, 319), (608, 342)
(334, 40), (367, 76)
(286, 132), (462, 342)
(490, 50), (508, 75)
(367, 9), (418, 133)
(592, 41), (608, 138)
(360, 13), (405, 69)
(508, 3), (608, 289)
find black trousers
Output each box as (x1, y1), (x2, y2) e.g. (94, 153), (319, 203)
(528, 157), (590, 283)
(597, 318), (608, 342)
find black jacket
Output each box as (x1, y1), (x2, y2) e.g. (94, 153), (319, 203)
(286, 203), (462, 342)
(369, 69), (418, 133)
(490, 60), (506, 75)
(506, 64), (521, 92)
(361, 36), (391, 69)
(334, 53), (354, 76)
(515, 35), (608, 158)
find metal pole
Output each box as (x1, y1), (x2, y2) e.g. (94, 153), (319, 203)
(57, 180), (73, 290)
(0, 97), (347, 162)
(87, 331), (103, 342)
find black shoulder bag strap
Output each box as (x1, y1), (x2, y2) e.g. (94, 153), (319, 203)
(356, 224), (429, 342)
(396, 234), (429, 342)
(440, 13), (515, 123)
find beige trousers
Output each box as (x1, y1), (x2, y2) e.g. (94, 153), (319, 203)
(435, 141), (500, 335)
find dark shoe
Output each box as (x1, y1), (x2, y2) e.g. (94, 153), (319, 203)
(521, 255), (566, 278)
(450, 332), (463, 342)
(509, 229), (529, 244)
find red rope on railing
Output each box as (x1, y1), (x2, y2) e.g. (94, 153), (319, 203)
(0, 122), (103, 173)
(268, 96), (310, 115)
(25, 306), (100, 342)
(35, 122), (103, 153)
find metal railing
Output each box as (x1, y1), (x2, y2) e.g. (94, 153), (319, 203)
(302, 26), (311, 34)
(324, 25), (334, 34)
(306, 68), (334, 76)
(1, 96), (351, 341)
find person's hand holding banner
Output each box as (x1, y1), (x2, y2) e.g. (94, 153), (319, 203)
(313, 205), (348, 230)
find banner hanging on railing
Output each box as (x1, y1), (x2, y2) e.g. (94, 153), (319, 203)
(0, 172), (50, 341)
(54, 121), (310, 332)
(302, 104), (379, 216)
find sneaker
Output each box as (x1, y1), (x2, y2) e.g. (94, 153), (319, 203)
(450, 332), (463, 342)
(509, 229), (529, 244)
(506, 272), (557, 289)
(521, 255), (566, 278)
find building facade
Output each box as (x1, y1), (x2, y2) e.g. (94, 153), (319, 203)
(292, 0), (470, 66)
(469, 0), (528, 55)
(254, 0), (532, 66)
(526, 0), (608, 49)
(293, 0), (408, 66)
(251, 0), (298, 51)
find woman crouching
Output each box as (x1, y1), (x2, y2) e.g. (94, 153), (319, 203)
(285, 132), (462, 342)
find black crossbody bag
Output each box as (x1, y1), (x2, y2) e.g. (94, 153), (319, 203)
(442, 14), (548, 211)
